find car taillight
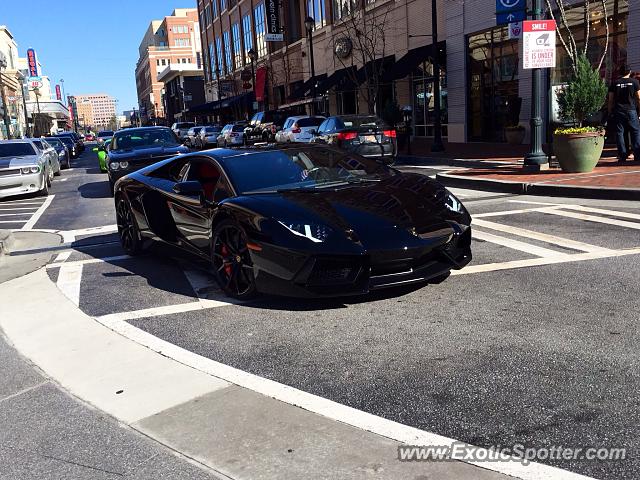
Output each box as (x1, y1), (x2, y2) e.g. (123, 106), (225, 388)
(337, 131), (358, 141)
(383, 129), (397, 138)
(291, 124), (301, 134)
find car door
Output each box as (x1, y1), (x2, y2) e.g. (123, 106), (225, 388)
(313, 119), (329, 143)
(43, 140), (60, 172)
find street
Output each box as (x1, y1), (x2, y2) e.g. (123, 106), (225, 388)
(4, 146), (635, 480)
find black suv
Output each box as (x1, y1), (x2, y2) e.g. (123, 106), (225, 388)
(243, 110), (289, 144)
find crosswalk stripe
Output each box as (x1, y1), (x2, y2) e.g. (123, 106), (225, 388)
(472, 229), (566, 258)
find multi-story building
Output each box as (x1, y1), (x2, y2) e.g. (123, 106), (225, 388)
(135, 9), (202, 124)
(0, 26), (26, 139)
(196, 0), (638, 144)
(73, 94), (117, 129)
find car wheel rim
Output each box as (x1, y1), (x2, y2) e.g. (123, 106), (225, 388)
(212, 225), (254, 296)
(116, 199), (136, 251)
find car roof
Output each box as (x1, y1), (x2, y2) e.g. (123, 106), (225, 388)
(0, 139), (33, 144)
(115, 126), (172, 134)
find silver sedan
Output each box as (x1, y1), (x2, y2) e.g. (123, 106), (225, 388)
(0, 140), (53, 198)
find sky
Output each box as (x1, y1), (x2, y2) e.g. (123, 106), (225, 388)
(2, 0), (196, 114)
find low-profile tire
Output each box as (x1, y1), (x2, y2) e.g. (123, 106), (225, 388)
(429, 271), (451, 284)
(211, 220), (257, 300)
(116, 196), (143, 255)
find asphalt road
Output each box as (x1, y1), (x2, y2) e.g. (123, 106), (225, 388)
(29, 146), (640, 480)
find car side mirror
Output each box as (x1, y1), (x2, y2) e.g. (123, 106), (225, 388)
(173, 180), (203, 198)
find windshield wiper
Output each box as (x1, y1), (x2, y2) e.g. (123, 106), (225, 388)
(344, 176), (381, 184)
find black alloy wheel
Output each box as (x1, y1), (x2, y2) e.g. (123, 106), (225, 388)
(116, 196), (142, 255)
(211, 220), (257, 299)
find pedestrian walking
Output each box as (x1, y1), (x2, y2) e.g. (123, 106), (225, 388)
(608, 63), (640, 163)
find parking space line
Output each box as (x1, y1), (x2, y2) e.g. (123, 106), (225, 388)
(474, 206), (564, 218)
(46, 254), (131, 269)
(472, 229), (566, 258)
(542, 208), (640, 230)
(0, 220), (27, 224)
(0, 207), (40, 211)
(558, 204), (640, 221)
(0, 202), (44, 206)
(56, 263), (83, 306)
(473, 219), (613, 254)
(22, 194), (55, 230)
(0, 213), (35, 216)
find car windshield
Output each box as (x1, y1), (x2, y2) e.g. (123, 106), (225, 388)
(47, 139), (62, 148)
(59, 137), (73, 146)
(0, 143), (36, 157)
(176, 123), (194, 129)
(112, 129), (180, 150)
(32, 140), (44, 150)
(98, 131), (113, 137)
(225, 147), (393, 194)
(341, 116), (385, 128)
(205, 127), (221, 133)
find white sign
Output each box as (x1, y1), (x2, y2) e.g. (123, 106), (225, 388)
(28, 77), (43, 89)
(523, 20), (557, 69)
(508, 22), (522, 39)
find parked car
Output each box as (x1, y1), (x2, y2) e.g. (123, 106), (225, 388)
(184, 126), (203, 148)
(55, 132), (84, 153)
(243, 111), (289, 143)
(217, 123), (246, 147)
(197, 125), (223, 149)
(43, 137), (70, 169)
(0, 140), (54, 198)
(30, 138), (61, 177)
(113, 144), (472, 299)
(275, 116), (326, 144)
(171, 121), (196, 140)
(310, 115), (397, 163)
(57, 136), (79, 159)
(96, 130), (114, 147)
(106, 126), (188, 194)
(85, 133), (96, 141)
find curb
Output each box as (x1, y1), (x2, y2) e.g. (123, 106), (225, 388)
(436, 172), (640, 201)
(0, 229), (15, 256)
(397, 155), (518, 169)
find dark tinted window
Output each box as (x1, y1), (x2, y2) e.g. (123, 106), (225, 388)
(317, 119), (329, 133)
(47, 138), (63, 148)
(176, 122), (195, 129)
(340, 116), (385, 128)
(297, 117), (324, 127)
(32, 140), (44, 150)
(231, 125), (245, 132)
(0, 142), (37, 157)
(111, 128), (180, 150)
(98, 131), (114, 137)
(59, 137), (73, 146)
(224, 147), (391, 194)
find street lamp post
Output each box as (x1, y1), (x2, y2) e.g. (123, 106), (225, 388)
(248, 48), (257, 112)
(304, 16), (317, 115)
(0, 53), (13, 140)
(430, 0), (444, 152)
(524, 0), (548, 169)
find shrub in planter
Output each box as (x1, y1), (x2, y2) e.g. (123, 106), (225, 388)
(554, 55), (608, 173)
(504, 125), (525, 145)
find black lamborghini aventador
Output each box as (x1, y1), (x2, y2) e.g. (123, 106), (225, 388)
(113, 144), (472, 299)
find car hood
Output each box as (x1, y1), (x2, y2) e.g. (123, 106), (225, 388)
(109, 145), (187, 161)
(0, 155), (41, 168)
(234, 173), (467, 248)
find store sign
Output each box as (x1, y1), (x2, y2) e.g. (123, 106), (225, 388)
(26, 48), (39, 77)
(496, 0), (525, 25)
(55, 84), (62, 101)
(265, 0), (283, 42)
(523, 20), (557, 69)
(508, 22), (522, 39)
(28, 76), (43, 89)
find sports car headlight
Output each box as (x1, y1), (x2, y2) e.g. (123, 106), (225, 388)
(278, 221), (333, 243)
(29, 166), (40, 174)
(109, 162), (119, 170)
(119, 161), (129, 169)
(445, 191), (464, 213)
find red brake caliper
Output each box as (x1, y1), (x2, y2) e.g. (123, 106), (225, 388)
(221, 244), (232, 276)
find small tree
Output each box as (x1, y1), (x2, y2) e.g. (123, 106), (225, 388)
(556, 54), (607, 127)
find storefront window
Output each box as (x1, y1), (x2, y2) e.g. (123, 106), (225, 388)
(412, 59), (448, 137)
(467, 26), (519, 142)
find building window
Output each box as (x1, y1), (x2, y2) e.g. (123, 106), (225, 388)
(209, 42), (216, 78)
(242, 14), (253, 65)
(254, 3), (267, 57)
(307, 0), (326, 29)
(232, 22), (242, 70)
(200, 10), (205, 29)
(156, 59), (160, 66)
(205, 4), (212, 25)
(333, 0), (355, 21)
(197, 51), (202, 68)
(216, 36), (224, 75)
(212, 0), (218, 18)
(174, 38), (190, 47)
(223, 30), (233, 73)
(220, 0), (226, 11)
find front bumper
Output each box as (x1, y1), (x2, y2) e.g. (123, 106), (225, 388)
(0, 171), (44, 198)
(251, 225), (472, 298)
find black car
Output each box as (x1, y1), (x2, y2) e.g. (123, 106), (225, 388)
(113, 144), (471, 299)
(311, 115), (397, 163)
(56, 135), (79, 159)
(244, 110), (290, 143)
(55, 132), (84, 154)
(43, 137), (70, 168)
(107, 126), (188, 194)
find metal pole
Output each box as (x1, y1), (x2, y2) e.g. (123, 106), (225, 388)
(0, 67), (13, 139)
(34, 88), (42, 137)
(524, 0), (548, 168)
(251, 59), (256, 112)
(21, 84), (30, 137)
(431, 0), (444, 152)
(308, 28), (317, 115)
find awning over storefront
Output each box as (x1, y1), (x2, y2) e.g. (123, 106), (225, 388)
(318, 66), (358, 92)
(290, 74), (328, 100)
(382, 41), (446, 82)
(189, 91), (254, 113)
(356, 55), (395, 85)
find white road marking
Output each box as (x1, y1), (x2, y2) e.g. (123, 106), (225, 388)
(64, 224), (118, 238)
(56, 263), (83, 306)
(0, 220), (27, 223)
(0, 201), (44, 206)
(100, 315), (595, 480)
(22, 194), (55, 230)
(473, 218), (613, 254)
(54, 251), (72, 262)
(97, 299), (231, 324)
(472, 229), (565, 258)
(542, 208), (640, 230)
(473, 206), (564, 218)
(559, 204), (640, 221)
(59, 178), (68, 182)
(0, 213), (34, 216)
(0, 207), (39, 211)
(452, 247), (640, 276)
(448, 187), (508, 199)
(508, 200), (563, 206)
(46, 254), (131, 269)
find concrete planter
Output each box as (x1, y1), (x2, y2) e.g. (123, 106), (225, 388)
(553, 131), (605, 173)
(505, 127), (526, 145)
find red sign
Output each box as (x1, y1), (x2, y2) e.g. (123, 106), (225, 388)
(523, 20), (556, 69)
(523, 20), (555, 32)
(255, 66), (267, 102)
(55, 85), (62, 101)
(27, 48), (39, 77)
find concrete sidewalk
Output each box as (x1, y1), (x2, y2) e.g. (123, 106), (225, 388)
(0, 258), (595, 479)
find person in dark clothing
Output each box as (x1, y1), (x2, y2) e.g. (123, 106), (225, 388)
(608, 64), (640, 163)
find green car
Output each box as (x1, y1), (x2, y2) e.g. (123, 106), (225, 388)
(92, 139), (111, 172)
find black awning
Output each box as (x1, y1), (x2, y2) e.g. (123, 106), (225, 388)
(189, 100), (220, 113)
(318, 66), (358, 92)
(290, 74), (328, 100)
(382, 41), (446, 82)
(218, 91), (253, 109)
(356, 55), (395, 85)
